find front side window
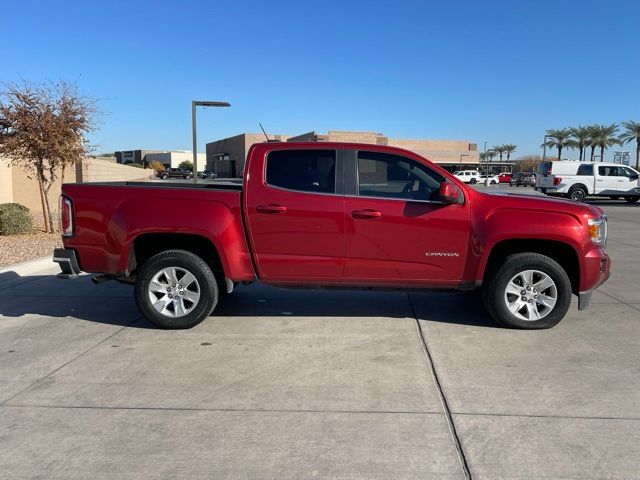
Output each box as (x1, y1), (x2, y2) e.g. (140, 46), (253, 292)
(357, 151), (445, 201)
(266, 150), (336, 194)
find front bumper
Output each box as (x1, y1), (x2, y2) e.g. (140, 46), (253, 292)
(53, 248), (81, 278)
(577, 247), (611, 310)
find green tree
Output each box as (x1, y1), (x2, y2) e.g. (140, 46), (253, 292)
(503, 144), (517, 161)
(492, 145), (506, 162)
(178, 160), (193, 171)
(542, 128), (573, 161)
(0, 81), (98, 232)
(619, 121), (640, 169)
(592, 123), (620, 162)
(568, 126), (592, 162)
(587, 125), (599, 162)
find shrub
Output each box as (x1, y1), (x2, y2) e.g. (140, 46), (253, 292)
(148, 160), (166, 171)
(0, 203), (34, 235)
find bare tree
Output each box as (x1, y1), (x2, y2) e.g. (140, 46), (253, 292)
(0, 81), (98, 232)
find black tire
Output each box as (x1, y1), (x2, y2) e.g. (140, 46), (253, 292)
(470, 178), (477, 184)
(482, 252), (572, 329)
(568, 186), (587, 202)
(160, 174), (168, 180)
(134, 250), (218, 329)
(624, 196), (640, 203)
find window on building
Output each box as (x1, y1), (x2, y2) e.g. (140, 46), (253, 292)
(266, 150), (336, 194)
(577, 164), (593, 176)
(357, 151), (444, 201)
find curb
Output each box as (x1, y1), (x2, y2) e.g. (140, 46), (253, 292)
(0, 255), (57, 276)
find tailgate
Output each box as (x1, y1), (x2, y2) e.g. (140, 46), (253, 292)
(536, 174), (556, 189)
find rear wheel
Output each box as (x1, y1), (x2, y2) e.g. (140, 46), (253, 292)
(482, 253), (572, 329)
(624, 196), (640, 203)
(134, 250), (218, 329)
(568, 186), (587, 202)
(470, 178), (477, 184)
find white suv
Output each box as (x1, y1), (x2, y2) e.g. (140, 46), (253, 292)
(454, 170), (481, 184)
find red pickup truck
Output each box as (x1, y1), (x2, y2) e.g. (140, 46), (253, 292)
(54, 142), (610, 330)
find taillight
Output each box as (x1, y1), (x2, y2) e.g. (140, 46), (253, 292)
(59, 196), (73, 237)
(553, 176), (562, 186)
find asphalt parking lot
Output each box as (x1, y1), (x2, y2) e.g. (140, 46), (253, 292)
(0, 190), (639, 479)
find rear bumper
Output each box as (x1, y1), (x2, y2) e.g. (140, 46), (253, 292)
(53, 248), (81, 278)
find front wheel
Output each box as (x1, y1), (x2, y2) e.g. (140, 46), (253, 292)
(470, 178), (477, 184)
(134, 250), (219, 329)
(568, 186), (587, 202)
(624, 196), (640, 203)
(482, 252), (572, 329)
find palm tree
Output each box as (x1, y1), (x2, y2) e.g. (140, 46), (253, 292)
(503, 144), (517, 162)
(592, 123), (620, 162)
(492, 145), (506, 162)
(587, 125), (599, 162)
(487, 149), (496, 163)
(543, 128), (573, 161)
(569, 126), (591, 162)
(619, 121), (640, 169)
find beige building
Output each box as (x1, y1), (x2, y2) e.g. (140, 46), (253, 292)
(1, 157), (154, 228)
(206, 130), (479, 177)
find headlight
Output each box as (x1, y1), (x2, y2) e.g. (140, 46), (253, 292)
(588, 216), (607, 244)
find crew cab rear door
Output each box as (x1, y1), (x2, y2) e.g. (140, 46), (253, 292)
(244, 147), (345, 282)
(343, 149), (470, 285)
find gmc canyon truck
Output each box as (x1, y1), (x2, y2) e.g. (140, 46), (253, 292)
(54, 142), (611, 330)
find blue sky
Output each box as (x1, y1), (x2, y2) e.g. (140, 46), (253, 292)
(2, 0), (639, 159)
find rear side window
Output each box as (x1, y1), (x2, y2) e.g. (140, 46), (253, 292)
(577, 164), (593, 176)
(266, 150), (336, 194)
(540, 162), (553, 175)
(598, 166), (623, 177)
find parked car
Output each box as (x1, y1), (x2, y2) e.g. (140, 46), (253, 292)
(535, 161), (640, 203)
(198, 170), (216, 179)
(453, 170), (481, 184)
(497, 172), (513, 183)
(509, 172), (535, 187)
(54, 142), (610, 330)
(158, 168), (193, 180)
(480, 174), (499, 185)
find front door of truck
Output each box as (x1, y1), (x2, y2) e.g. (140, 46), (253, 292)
(344, 149), (470, 285)
(598, 165), (638, 194)
(244, 148), (345, 282)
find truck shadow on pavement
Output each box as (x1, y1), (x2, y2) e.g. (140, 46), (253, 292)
(0, 272), (498, 329)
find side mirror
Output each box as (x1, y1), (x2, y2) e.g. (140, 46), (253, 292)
(630, 174), (639, 181)
(439, 182), (462, 204)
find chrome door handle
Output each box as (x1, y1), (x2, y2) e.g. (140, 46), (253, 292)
(351, 209), (382, 219)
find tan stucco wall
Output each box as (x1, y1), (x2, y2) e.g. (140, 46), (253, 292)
(79, 157), (155, 182)
(0, 158), (13, 204)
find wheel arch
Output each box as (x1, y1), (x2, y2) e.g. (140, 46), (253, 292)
(128, 232), (225, 282)
(482, 238), (580, 294)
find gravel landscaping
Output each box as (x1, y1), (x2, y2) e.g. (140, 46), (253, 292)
(0, 232), (61, 267)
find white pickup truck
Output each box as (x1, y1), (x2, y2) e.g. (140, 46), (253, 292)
(535, 161), (640, 203)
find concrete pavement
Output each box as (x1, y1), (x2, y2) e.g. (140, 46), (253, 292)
(0, 200), (639, 479)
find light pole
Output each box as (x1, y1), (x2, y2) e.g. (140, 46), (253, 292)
(192, 100), (231, 183)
